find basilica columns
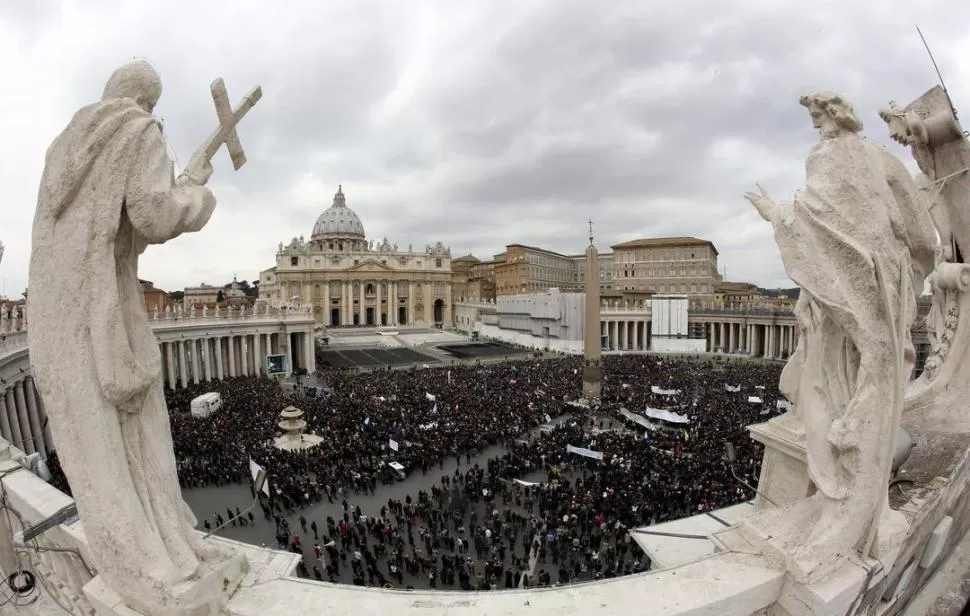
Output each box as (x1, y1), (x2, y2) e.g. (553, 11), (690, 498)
(342, 282), (351, 326)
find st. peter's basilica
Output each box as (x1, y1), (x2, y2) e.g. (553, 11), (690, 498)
(259, 186), (453, 328)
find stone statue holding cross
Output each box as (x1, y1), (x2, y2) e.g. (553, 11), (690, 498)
(28, 60), (261, 614)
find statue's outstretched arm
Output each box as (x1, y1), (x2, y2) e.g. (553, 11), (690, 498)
(125, 125), (217, 244)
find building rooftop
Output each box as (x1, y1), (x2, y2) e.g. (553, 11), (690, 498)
(504, 243), (575, 259)
(716, 281), (759, 292)
(611, 236), (718, 255)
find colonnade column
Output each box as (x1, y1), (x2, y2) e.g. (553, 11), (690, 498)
(203, 338), (213, 382)
(166, 342), (177, 390)
(176, 340), (187, 388)
(13, 382), (33, 455)
(243, 335), (252, 377)
(23, 378), (45, 458)
(0, 392), (11, 444)
(227, 335), (237, 378)
(214, 337), (224, 380)
(5, 390), (22, 450)
(191, 340), (201, 385)
(254, 333), (263, 377)
(305, 331), (316, 373)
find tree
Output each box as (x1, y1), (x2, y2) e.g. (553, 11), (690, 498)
(169, 291), (185, 301)
(216, 290), (225, 303)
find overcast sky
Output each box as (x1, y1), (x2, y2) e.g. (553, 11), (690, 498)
(2, 1), (969, 296)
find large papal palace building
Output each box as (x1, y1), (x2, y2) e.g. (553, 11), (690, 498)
(472, 237), (723, 306)
(259, 186), (453, 328)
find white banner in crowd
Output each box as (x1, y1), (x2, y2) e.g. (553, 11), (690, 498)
(724, 384), (741, 393)
(425, 392), (436, 402)
(389, 438), (399, 452)
(650, 385), (681, 396)
(776, 399), (792, 411)
(447, 370), (451, 384)
(566, 444), (604, 460)
(619, 408), (653, 429)
(748, 396), (763, 404)
(513, 479), (540, 487)
(248, 458), (270, 497)
(644, 406), (690, 424)
(544, 414), (552, 424)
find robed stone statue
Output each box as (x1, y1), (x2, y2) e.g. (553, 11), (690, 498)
(28, 60), (254, 613)
(745, 92), (936, 582)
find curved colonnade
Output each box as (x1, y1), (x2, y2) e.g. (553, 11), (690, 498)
(0, 304), (316, 458)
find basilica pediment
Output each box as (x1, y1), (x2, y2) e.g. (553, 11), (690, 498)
(346, 259), (393, 272)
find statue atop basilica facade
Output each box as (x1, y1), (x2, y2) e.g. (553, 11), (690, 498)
(744, 91), (936, 583)
(27, 60), (260, 613)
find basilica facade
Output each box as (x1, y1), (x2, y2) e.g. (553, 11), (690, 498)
(259, 186), (453, 328)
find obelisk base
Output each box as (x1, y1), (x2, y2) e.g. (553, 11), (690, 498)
(582, 364), (602, 399)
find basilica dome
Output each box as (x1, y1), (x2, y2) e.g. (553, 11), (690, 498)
(311, 185), (365, 240)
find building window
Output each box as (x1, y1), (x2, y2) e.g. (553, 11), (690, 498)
(354, 260), (359, 266)
(290, 256), (298, 266)
(435, 258), (442, 268)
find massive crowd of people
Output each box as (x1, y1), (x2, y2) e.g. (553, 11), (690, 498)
(47, 350), (785, 590)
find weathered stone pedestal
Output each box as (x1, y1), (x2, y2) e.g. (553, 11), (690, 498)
(748, 413), (812, 510)
(582, 364), (602, 399)
(84, 549), (250, 616)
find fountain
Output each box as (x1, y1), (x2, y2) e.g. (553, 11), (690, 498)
(273, 405), (324, 451)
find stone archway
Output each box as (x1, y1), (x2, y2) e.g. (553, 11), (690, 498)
(331, 308), (340, 326)
(398, 306), (407, 325)
(433, 299), (444, 324)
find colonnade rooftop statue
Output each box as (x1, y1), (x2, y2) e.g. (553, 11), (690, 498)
(744, 91), (947, 583)
(27, 60), (262, 614)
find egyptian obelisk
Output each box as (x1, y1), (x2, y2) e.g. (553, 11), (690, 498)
(582, 220), (602, 399)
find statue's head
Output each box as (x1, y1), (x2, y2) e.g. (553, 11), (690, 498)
(799, 91), (863, 139)
(102, 60), (162, 113)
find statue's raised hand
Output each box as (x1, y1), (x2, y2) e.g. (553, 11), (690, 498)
(744, 184), (777, 223)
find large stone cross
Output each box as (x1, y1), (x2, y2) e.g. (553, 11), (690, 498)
(208, 78), (262, 170)
(183, 78), (262, 181)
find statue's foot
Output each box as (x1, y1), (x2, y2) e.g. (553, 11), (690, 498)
(192, 538), (237, 565)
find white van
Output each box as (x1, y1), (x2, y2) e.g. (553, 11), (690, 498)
(190, 392), (222, 418)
